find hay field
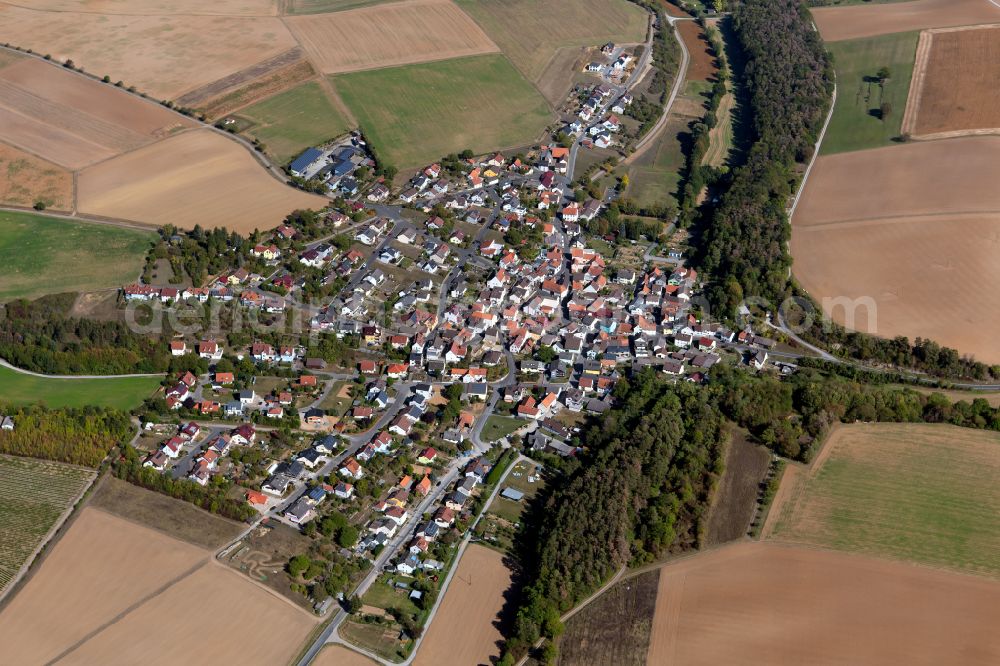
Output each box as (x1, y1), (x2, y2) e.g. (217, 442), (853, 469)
(0, 508), (206, 664)
(0, 142), (72, 210)
(60, 563), (316, 665)
(334, 55), (552, 169)
(0, 210), (152, 302)
(791, 137), (1000, 361)
(77, 129), (326, 232)
(0, 364), (160, 410)
(314, 645), (379, 666)
(10, 0), (278, 15)
(0, 456), (93, 595)
(413, 544), (512, 666)
(456, 0), (648, 82)
(903, 26), (1000, 138)
(0, 58), (193, 169)
(0, 5), (297, 100)
(768, 423), (1000, 577)
(239, 81), (352, 164)
(647, 541), (1000, 666)
(813, 0), (1000, 42)
(285, 0), (498, 74)
(821, 31), (919, 154)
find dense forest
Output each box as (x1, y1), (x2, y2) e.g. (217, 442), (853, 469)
(699, 0), (831, 315)
(501, 372), (726, 660)
(0, 404), (133, 467)
(0, 294), (171, 375)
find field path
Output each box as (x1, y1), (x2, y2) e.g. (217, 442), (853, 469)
(0, 356), (162, 379)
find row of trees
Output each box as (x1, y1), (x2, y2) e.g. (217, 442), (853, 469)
(0, 404), (132, 467)
(501, 371), (726, 661)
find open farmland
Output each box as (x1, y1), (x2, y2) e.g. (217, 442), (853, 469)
(627, 107), (691, 210)
(59, 563), (316, 665)
(703, 429), (770, 546)
(557, 570), (660, 666)
(77, 129), (326, 232)
(413, 544), (513, 666)
(821, 31), (919, 154)
(768, 423), (1000, 577)
(285, 0), (498, 74)
(0, 57), (193, 169)
(646, 541), (1000, 666)
(902, 25), (1000, 138)
(0, 456), (93, 596)
(239, 81), (352, 164)
(456, 0), (648, 83)
(334, 55), (552, 169)
(812, 0), (1000, 43)
(791, 137), (1000, 362)
(11, 0), (279, 15)
(0, 5), (297, 100)
(0, 508), (207, 664)
(313, 645), (379, 666)
(0, 142), (72, 210)
(0, 211), (153, 302)
(0, 365), (159, 410)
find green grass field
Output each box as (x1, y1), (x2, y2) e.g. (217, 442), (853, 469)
(0, 365), (160, 410)
(238, 81), (352, 165)
(0, 211), (153, 302)
(481, 414), (523, 442)
(333, 55), (552, 169)
(627, 114), (689, 209)
(822, 31), (919, 154)
(770, 423), (1000, 578)
(0, 455), (94, 593)
(285, 0), (390, 14)
(456, 0), (648, 82)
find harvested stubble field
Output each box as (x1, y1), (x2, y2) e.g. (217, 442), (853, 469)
(313, 645), (379, 666)
(0, 456), (93, 595)
(767, 423), (1000, 577)
(0, 210), (153, 302)
(821, 31), (919, 154)
(13, 0), (278, 15)
(903, 25), (1000, 138)
(239, 80), (352, 164)
(59, 562), (316, 665)
(0, 5), (297, 100)
(0, 508), (207, 664)
(456, 0), (648, 82)
(285, 0), (498, 74)
(792, 137), (1000, 363)
(334, 54), (552, 169)
(646, 541), (1000, 665)
(0, 142), (72, 210)
(0, 57), (193, 169)
(77, 129), (326, 232)
(556, 570), (660, 666)
(413, 544), (513, 666)
(176, 47), (312, 114)
(813, 0), (1000, 43)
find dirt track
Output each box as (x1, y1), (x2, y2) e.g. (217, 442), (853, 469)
(647, 541), (1000, 665)
(813, 0), (1000, 42)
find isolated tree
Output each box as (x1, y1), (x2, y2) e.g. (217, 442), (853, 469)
(876, 66), (891, 82)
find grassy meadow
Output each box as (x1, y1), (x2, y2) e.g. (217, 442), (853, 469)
(770, 423), (1000, 578)
(822, 31), (919, 153)
(0, 365), (160, 411)
(332, 54), (552, 169)
(0, 211), (153, 302)
(239, 81), (352, 164)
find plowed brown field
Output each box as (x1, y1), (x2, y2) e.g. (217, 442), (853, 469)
(677, 20), (715, 83)
(285, 0), (498, 74)
(904, 25), (1000, 137)
(792, 137), (1000, 362)
(77, 129), (326, 232)
(0, 508), (206, 665)
(0, 5), (297, 100)
(647, 542), (1000, 666)
(813, 0), (1000, 43)
(414, 544), (512, 666)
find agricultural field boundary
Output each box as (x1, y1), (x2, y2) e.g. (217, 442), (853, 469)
(901, 24), (1000, 140)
